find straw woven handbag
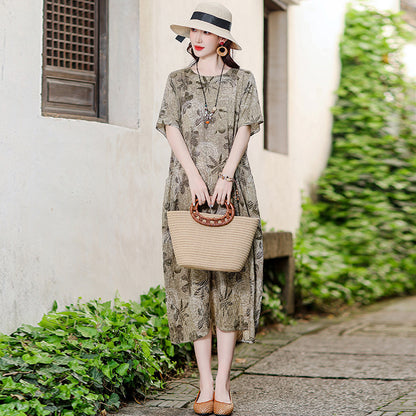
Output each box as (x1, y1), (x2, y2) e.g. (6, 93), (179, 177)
(167, 200), (259, 272)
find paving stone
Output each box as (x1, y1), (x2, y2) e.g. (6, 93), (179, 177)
(142, 400), (164, 407)
(169, 377), (199, 389)
(395, 412), (416, 415)
(231, 356), (259, 370)
(329, 320), (416, 338)
(380, 413), (404, 416)
(256, 338), (295, 347)
(230, 369), (243, 379)
(229, 374), (414, 416)
(258, 332), (299, 342)
(379, 391), (416, 411)
(285, 334), (416, 355)
(152, 392), (195, 401)
(247, 350), (416, 380)
(281, 320), (332, 335)
(155, 400), (188, 408)
(353, 322), (416, 337)
(163, 383), (197, 395)
(234, 341), (277, 358)
(320, 315), (416, 338)
(383, 297), (416, 311)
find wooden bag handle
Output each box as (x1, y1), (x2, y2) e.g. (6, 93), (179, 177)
(190, 199), (235, 227)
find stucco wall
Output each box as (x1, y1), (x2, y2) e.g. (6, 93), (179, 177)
(250, 0), (399, 233)
(0, 0), (400, 334)
(0, 0), (151, 334)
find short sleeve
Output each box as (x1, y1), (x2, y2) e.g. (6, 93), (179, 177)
(156, 73), (181, 138)
(237, 72), (264, 136)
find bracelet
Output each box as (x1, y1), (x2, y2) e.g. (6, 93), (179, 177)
(219, 173), (235, 183)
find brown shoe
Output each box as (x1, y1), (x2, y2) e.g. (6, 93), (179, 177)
(214, 393), (234, 415)
(193, 390), (214, 415)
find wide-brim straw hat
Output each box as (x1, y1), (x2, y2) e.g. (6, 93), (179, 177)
(170, 2), (242, 50)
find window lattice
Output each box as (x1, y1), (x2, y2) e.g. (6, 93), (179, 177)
(45, 0), (96, 71)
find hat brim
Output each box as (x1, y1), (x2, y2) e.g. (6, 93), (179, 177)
(170, 21), (242, 50)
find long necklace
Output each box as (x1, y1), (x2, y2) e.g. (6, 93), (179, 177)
(196, 61), (225, 126)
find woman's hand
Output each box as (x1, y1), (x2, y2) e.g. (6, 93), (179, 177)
(211, 177), (233, 206)
(165, 126), (211, 207)
(188, 173), (211, 207)
(211, 126), (250, 206)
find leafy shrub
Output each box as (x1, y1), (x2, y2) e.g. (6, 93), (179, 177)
(0, 286), (192, 416)
(260, 222), (290, 325)
(295, 2), (416, 311)
(260, 269), (289, 326)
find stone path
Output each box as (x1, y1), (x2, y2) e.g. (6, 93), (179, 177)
(112, 296), (416, 416)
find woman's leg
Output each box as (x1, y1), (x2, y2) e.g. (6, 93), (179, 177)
(194, 328), (214, 402)
(215, 327), (237, 403)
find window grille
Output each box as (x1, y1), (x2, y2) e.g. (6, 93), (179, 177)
(45, 0), (96, 71)
(42, 0), (108, 120)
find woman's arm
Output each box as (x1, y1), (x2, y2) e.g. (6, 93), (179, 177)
(212, 125), (251, 205)
(166, 125), (211, 206)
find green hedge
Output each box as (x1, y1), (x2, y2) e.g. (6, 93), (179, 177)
(295, 2), (416, 311)
(0, 286), (193, 416)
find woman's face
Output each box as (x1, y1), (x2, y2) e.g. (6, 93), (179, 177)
(190, 28), (222, 58)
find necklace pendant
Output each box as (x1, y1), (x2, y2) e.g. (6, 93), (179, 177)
(204, 107), (214, 126)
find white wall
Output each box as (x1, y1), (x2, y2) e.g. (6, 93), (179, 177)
(0, 0), (400, 334)
(368, 0), (399, 11)
(250, 0), (400, 232)
(0, 0), (153, 334)
(403, 43), (416, 77)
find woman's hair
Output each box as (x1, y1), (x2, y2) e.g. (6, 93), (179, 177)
(187, 39), (240, 69)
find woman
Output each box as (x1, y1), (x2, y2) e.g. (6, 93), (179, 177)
(156, 2), (263, 415)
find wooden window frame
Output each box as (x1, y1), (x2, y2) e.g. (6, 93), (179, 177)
(41, 0), (108, 122)
(265, 0), (288, 11)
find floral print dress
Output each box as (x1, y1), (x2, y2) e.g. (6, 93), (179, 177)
(156, 66), (264, 344)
